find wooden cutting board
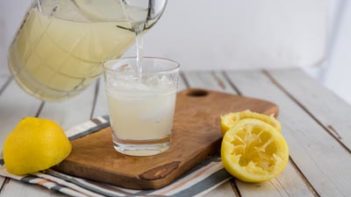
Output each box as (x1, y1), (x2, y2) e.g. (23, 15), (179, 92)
(54, 89), (278, 189)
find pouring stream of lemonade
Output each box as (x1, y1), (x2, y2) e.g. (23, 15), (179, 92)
(8, 0), (166, 101)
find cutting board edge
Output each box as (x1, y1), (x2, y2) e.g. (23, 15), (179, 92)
(54, 137), (222, 189)
(54, 88), (279, 189)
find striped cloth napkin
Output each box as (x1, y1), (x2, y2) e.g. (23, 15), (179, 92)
(0, 116), (231, 197)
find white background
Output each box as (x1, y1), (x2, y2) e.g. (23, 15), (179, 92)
(0, 0), (350, 103)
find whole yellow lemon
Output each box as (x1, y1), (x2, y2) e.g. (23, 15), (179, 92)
(3, 117), (71, 175)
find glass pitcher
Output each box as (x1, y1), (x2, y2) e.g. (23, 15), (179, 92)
(8, 0), (167, 101)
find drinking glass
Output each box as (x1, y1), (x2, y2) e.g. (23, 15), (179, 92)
(8, 0), (167, 101)
(103, 57), (179, 156)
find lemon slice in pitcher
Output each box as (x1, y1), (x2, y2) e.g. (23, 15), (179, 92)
(221, 119), (289, 182)
(220, 110), (281, 135)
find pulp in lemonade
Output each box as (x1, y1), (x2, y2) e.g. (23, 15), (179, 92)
(106, 75), (177, 142)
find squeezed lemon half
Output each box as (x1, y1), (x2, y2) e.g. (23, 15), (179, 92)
(3, 117), (71, 175)
(221, 118), (289, 182)
(220, 110), (281, 135)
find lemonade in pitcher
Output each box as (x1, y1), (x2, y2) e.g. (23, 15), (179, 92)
(8, 0), (167, 101)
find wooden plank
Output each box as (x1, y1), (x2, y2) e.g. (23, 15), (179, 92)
(38, 83), (96, 129)
(92, 77), (108, 118)
(0, 79), (61, 196)
(0, 180), (65, 197)
(26, 81), (97, 196)
(0, 61), (6, 77)
(182, 71), (233, 93)
(184, 71), (315, 197)
(0, 78), (95, 196)
(0, 76), (9, 95)
(203, 181), (237, 197)
(0, 80), (42, 145)
(267, 68), (351, 151)
(0, 76), (11, 191)
(235, 165), (315, 197)
(0, 76), (7, 85)
(1, 82), (96, 196)
(183, 71), (237, 197)
(225, 70), (351, 196)
(178, 72), (187, 91)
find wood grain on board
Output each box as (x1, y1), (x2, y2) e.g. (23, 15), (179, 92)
(54, 89), (278, 189)
(0, 69), (350, 196)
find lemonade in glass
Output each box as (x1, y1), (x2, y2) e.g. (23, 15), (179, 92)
(104, 57), (179, 156)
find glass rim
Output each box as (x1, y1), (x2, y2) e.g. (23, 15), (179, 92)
(103, 56), (180, 74)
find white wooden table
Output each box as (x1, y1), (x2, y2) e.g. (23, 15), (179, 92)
(0, 68), (351, 196)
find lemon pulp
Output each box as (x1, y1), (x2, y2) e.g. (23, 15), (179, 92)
(220, 110), (281, 135)
(221, 119), (289, 182)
